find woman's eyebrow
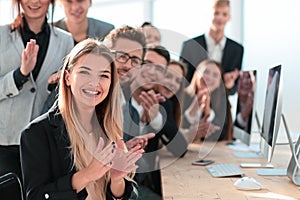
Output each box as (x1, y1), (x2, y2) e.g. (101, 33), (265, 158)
(79, 66), (91, 70)
(99, 69), (111, 74)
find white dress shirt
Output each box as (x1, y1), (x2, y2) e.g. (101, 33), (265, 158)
(131, 97), (163, 133)
(205, 33), (226, 63)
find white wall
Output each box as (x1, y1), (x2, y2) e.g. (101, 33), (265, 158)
(1, 0), (299, 136)
(243, 0), (300, 136)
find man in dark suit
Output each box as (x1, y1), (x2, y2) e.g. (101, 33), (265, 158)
(128, 45), (188, 198)
(180, 0), (244, 95)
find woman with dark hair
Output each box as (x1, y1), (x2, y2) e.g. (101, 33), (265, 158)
(159, 60), (187, 127)
(140, 22), (161, 46)
(0, 0), (73, 186)
(21, 39), (143, 200)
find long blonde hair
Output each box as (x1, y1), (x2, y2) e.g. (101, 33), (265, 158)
(58, 38), (123, 199)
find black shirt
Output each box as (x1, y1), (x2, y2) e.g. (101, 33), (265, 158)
(13, 17), (50, 90)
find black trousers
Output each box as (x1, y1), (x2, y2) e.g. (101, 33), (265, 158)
(0, 145), (23, 200)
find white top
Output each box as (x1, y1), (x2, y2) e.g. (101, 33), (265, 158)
(131, 97), (163, 133)
(205, 33), (226, 63)
(184, 97), (215, 124)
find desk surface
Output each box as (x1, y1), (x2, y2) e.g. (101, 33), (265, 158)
(159, 141), (300, 200)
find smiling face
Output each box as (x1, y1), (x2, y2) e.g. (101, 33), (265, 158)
(60, 0), (91, 24)
(112, 38), (143, 84)
(160, 63), (184, 99)
(20, 0), (51, 21)
(201, 63), (222, 92)
(65, 53), (111, 109)
(134, 50), (167, 91)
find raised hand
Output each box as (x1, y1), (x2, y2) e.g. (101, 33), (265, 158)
(223, 69), (239, 90)
(48, 70), (62, 84)
(21, 39), (39, 76)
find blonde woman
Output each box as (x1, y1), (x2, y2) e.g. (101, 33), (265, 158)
(20, 39), (143, 200)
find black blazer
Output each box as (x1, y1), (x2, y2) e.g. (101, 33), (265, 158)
(20, 107), (133, 200)
(180, 34), (244, 93)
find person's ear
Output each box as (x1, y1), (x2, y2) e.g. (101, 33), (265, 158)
(65, 70), (71, 86)
(89, 0), (92, 7)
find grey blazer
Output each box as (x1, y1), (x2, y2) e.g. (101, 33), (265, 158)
(54, 17), (114, 41)
(0, 24), (73, 145)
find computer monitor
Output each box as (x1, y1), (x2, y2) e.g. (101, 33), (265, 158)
(233, 70), (257, 146)
(239, 65), (283, 168)
(260, 65), (283, 163)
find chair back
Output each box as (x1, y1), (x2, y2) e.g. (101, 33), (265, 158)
(0, 172), (24, 200)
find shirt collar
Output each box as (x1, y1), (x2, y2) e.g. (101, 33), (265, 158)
(22, 17), (50, 36)
(205, 32), (227, 49)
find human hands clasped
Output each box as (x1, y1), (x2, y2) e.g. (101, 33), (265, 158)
(72, 137), (144, 193)
(190, 118), (221, 142)
(110, 140), (144, 181)
(139, 90), (165, 123)
(88, 138), (144, 182)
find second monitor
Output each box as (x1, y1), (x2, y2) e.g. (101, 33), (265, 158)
(233, 70), (257, 146)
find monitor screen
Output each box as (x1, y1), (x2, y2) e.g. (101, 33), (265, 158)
(233, 70), (257, 146)
(261, 65), (283, 162)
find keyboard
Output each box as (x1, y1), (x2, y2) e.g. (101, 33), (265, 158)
(206, 163), (245, 177)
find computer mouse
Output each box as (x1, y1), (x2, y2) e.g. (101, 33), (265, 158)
(234, 177), (263, 190)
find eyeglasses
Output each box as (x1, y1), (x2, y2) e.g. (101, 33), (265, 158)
(111, 50), (143, 68)
(142, 61), (166, 74)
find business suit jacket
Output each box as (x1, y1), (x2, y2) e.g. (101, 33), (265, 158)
(20, 107), (134, 200)
(54, 17), (115, 42)
(0, 24), (73, 145)
(180, 34), (244, 89)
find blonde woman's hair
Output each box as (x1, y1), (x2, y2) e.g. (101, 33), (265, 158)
(213, 0), (230, 8)
(58, 38), (124, 199)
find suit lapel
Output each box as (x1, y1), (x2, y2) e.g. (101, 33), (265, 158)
(49, 108), (74, 173)
(36, 28), (62, 82)
(10, 29), (24, 57)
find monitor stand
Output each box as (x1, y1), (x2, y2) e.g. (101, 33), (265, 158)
(283, 114), (300, 185)
(257, 114), (300, 178)
(257, 168), (287, 176)
(241, 163), (274, 168)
